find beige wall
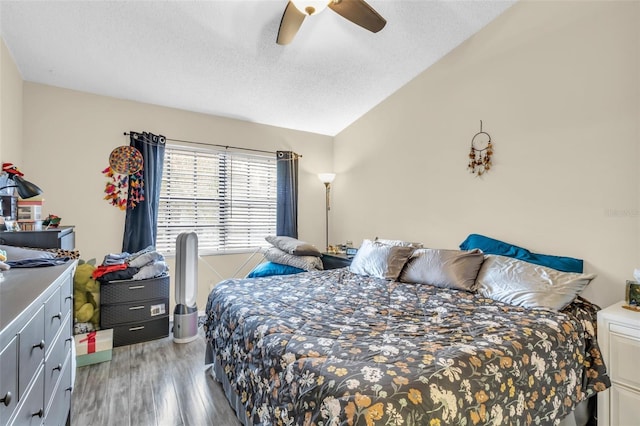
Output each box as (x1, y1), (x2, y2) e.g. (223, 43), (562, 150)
(22, 83), (333, 309)
(333, 1), (640, 309)
(0, 37), (23, 164)
(6, 1), (640, 311)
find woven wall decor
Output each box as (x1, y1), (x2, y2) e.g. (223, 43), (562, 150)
(103, 146), (145, 210)
(467, 120), (493, 176)
(108, 145), (143, 174)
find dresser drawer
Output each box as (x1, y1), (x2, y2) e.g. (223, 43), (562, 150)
(101, 275), (170, 304)
(44, 352), (71, 425)
(0, 336), (18, 425)
(101, 298), (168, 328)
(18, 305), (45, 399)
(60, 273), (73, 316)
(44, 314), (71, 408)
(609, 331), (640, 389)
(112, 316), (169, 347)
(44, 287), (63, 353)
(10, 365), (44, 426)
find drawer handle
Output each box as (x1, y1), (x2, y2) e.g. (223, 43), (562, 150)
(65, 295), (72, 301)
(32, 340), (45, 350)
(53, 312), (62, 320)
(53, 363), (63, 372)
(65, 387), (73, 393)
(129, 306), (145, 310)
(129, 326), (145, 331)
(66, 337), (73, 343)
(0, 391), (11, 407)
(128, 285), (145, 290)
(31, 408), (44, 418)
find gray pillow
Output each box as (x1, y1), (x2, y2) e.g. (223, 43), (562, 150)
(265, 235), (322, 257)
(263, 247), (323, 271)
(475, 255), (596, 311)
(0, 244), (55, 261)
(349, 239), (414, 280)
(399, 248), (484, 292)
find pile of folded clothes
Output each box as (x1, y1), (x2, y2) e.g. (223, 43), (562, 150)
(92, 245), (168, 283)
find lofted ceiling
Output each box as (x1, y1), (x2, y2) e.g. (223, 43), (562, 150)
(0, 0), (514, 136)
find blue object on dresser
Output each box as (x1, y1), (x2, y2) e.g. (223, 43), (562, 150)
(247, 261), (304, 278)
(459, 233), (583, 273)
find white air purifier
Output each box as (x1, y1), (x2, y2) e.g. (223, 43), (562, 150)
(173, 231), (199, 343)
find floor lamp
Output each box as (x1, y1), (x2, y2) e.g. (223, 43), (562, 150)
(318, 173), (335, 252)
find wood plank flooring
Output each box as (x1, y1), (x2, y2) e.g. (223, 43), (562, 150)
(71, 329), (241, 426)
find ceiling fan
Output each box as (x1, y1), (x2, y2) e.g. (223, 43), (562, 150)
(276, 0), (387, 45)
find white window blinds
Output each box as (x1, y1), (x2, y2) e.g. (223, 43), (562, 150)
(156, 145), (277, 255)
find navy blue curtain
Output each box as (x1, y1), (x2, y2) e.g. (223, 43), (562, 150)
(276, 151), (298, 238)
(122, 132), (166, 253)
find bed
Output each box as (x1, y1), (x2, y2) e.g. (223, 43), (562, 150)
(204, 239), (610, 425)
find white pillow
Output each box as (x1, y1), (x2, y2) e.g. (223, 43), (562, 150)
(349, 239), (414, 280)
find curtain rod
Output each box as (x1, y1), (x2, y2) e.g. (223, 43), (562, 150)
(123, 132), (301, 157)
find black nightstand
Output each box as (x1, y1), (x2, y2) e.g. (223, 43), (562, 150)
(321, 253), (352, 270)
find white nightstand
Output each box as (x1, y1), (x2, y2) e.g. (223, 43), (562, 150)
(597, 301), (640, 425)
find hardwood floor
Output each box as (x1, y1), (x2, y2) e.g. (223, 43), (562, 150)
(71, 329), (241, 426)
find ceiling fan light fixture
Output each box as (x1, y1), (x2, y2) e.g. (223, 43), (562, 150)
(292, 0), (329, 16)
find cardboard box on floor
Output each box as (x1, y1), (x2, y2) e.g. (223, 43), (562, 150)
(74, 329), (113, 367)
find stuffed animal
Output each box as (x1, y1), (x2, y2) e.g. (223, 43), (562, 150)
(73, 259), (100, 329)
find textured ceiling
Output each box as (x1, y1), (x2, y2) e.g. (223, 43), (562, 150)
(0, 0), (514, 136)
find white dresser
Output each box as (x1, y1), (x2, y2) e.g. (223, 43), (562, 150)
(0, 260), (77, 425)
(597, 301), (640, 426)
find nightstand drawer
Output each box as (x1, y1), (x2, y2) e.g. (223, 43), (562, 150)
(610, 385), (640, 426)
(609, 332), (640, 389)
(101, 298), (169, 328)
(610, 322), (640, 338)
(101, 275), (170, 304)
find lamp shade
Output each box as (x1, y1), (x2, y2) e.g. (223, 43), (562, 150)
(10, 175), (43, 199)
(318, 173), (336, 184)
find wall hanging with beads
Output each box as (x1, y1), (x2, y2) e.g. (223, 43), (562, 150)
(467, 120), (493, 177)
(102, 145), (145, 210)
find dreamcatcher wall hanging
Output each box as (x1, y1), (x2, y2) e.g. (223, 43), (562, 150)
(102, 145), (144, 210)
(467, 120), (493, 176)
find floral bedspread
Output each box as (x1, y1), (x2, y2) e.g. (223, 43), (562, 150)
(204, 269), (609, 426)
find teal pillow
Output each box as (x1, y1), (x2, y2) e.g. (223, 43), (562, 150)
(247, 261), (305, 278)
(459, 234), (583, 273)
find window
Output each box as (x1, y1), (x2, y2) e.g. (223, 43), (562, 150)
(156, 144), (277, 255)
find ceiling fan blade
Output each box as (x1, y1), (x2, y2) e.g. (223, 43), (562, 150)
(276, 1), (307, 45)
(328, 0), (386, 33)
